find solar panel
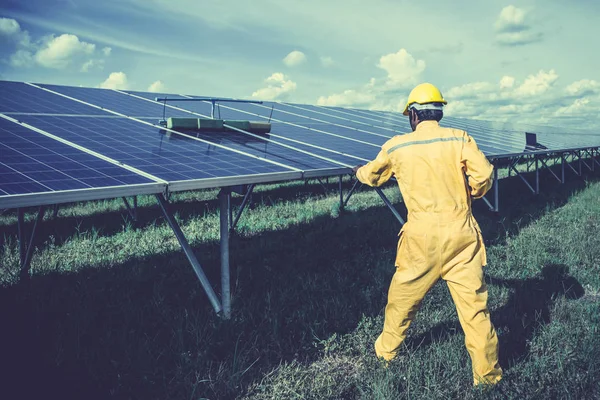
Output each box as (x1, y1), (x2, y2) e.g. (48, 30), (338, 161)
(12, 114), (324, 191)
(2, 79), (599, 210)
(0, 81), (110, 116)
(0, 116), (162, 208)
(39, 84), (206, 119)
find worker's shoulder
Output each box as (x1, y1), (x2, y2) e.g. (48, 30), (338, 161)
(436, 124), (468, 138)
(381, 134), (410, 151)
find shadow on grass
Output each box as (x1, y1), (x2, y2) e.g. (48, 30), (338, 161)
(405, 264), (584, 365)
(0, 168), (597, 399)
(0, 179), (351, 249)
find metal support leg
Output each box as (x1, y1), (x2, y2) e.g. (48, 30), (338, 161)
(591, 149), (600, 169)
(20, 206), (45, 280)
(343, 179), (362, 208)
(122, 197), (137, 221)
(540, 157), (561, 183)
(230, 184), (255, 233)
(482, 196), (494, 212)
(338, 175), (344, 211)
(493, 168), (499, 212)
(155, 194), (222, 314)
(219, 189), (232, 319)
(510, 166), (536, 194)
(561, 156), (565, 183)
(566, 157), (580, 176)
(374, 187), (405, 225)
(52, 204), (59, 218)
(17, 208), (25, 266)
(535, 157), (540, 194)
(316, 178), (329, 194)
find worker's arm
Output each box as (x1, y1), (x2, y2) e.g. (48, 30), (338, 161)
(355, 148), (394, 187)
(461, 134), (494, 199)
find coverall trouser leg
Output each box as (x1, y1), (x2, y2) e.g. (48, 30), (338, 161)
(443, 259), (502, 385)
(374, 260), (440, 361)
(374, 218), (502, 385)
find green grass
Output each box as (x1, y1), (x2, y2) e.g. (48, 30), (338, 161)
(1, 165), (599, 399)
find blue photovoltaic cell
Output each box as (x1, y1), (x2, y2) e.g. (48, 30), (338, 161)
(40, 84), (207, 119)
(14, 115), (334, 181)
(125, 90), (216, 116)
(0, 80), (109, 116)
(204, 100), (392, 145)
(0, 118), (153, 197)
(189, 104), (385, 161)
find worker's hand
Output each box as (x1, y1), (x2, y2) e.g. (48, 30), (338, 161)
(352, 165), (363, 174)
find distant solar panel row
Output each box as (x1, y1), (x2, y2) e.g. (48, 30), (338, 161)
(1, 80), (600, 209)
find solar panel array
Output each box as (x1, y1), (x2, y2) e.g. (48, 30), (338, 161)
(1, 80), (600, 209)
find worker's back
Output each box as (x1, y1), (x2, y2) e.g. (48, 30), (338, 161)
(358, 120), (493, 222)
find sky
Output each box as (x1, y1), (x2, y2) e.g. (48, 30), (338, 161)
(1, 0), (600, 130)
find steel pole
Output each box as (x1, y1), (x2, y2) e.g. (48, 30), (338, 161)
(155, 194), (222, 314)
(21, 206), (45, 280)
(339, 175), (344, 211)
(17, 208), (25, 266)
(535, 157), (540, 194)
(374, 187), (405, 225)
(219, 190), (232, 319)
(494, 167), (499, 212)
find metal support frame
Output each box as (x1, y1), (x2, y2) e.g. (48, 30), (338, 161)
(509, 163), (536, 195)
(482, 167), (500, 212)
(374, 187), (405, 225)
(219, 189), (232, 319)
(155, 194), (222, 315)
(16, 206), (46, 280)
(52, 204), (59, 218)
(230, 184), (255, 233)
(122, 196), (138, 221)
(343, 179), (362, 209)
(565, 153), (580, 176)
(539, 157), (562, 183)
(315, 177), (329, 194)
(338, 175), (344, 211)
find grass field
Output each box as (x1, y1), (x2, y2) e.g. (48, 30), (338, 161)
(1, 164), (600, 399)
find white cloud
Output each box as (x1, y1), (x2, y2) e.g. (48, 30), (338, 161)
(444, 100), (478, 117)
(0, 17), (21, 36)
(499, 76), (515, 89)
(316, 48), (426, 111)
(251, 72), (297, 100)
(317, 89), (376, 107)
(147, 80), (166, 92)
(9, 49), (34, 68)
(102, 47), (112, 56)
(495, 5), (527, 32)
(565, 79), (600, 96)
(494, 5), (543, 46)
(320, 56), (334, 67)
(446, 82), (494, 99)
(282, 50), (306, 67)
(35, 34), (95, 69)
(0, 17), (31, 48)
(555, 98), (591, 116)
(80, 58), (105, 72)
(99, 72), (129, 89)
(377, 48), (425, 87)
(514, 69), (558, 97)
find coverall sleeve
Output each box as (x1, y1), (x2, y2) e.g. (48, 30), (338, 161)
(356, 148), (394, 187)
(461, 134), (494, 199)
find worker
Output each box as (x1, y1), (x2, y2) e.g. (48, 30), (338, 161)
(354, 83), (503, 385)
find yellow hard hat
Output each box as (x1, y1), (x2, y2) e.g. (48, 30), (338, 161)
(402, 83), (447, 115)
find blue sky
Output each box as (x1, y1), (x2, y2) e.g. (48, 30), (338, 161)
(1, 0), (599, 129)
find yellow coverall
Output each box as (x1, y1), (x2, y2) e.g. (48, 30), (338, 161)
(357, 120), (502, 385)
